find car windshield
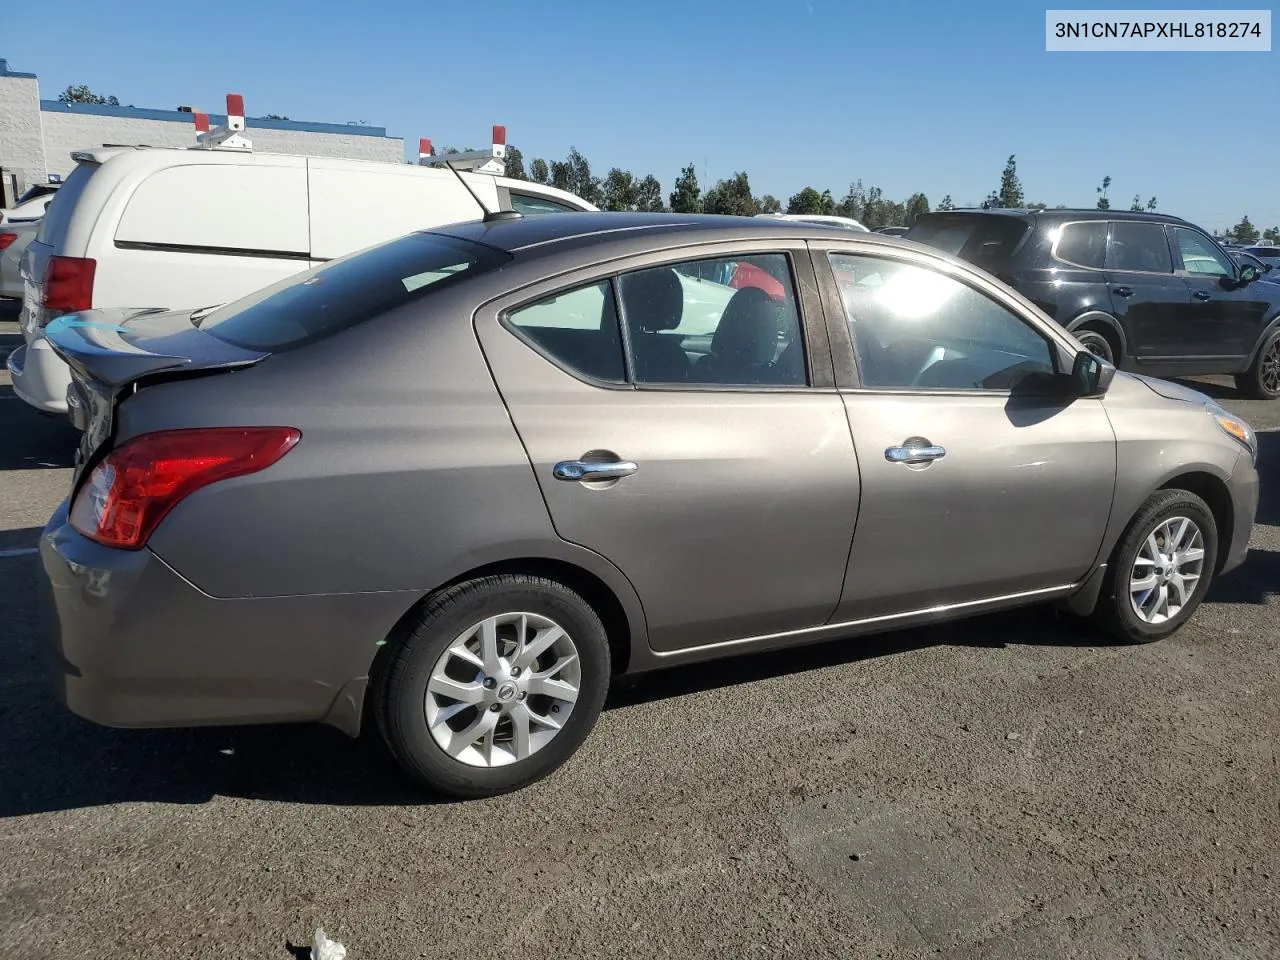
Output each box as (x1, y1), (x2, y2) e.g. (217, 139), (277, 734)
(197, 231), (510, 352)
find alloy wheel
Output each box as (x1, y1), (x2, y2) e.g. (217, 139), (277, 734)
(1128, 516), (1205, 625)
(424, 612), (581, 767)
(1261, 340), (1280, 395)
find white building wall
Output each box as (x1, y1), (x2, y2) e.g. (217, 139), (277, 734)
(0, 72), (48, 193)
(40, 112), (402, 177)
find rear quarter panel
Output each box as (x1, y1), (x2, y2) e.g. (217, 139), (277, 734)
(122, 283), (644, 636)
(1006, 220), (1115, 330)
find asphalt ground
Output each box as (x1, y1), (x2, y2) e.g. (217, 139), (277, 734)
(2, 302), (1277, 959)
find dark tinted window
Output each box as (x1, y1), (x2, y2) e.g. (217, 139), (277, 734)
(828, 252), (1055, 391)
(199, 232), (508, 352)
(506, 281), (626, 382)
(1106, 222), (1173, 273)
(1054, 221), (1108, 268)
(509, 193), (581, 215)
(906, 214), (1031, 274)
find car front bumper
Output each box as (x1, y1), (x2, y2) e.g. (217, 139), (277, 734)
(1221, 449), (1260, 576)
(7, 335), (71, 414)
(39, 501), (415, 736)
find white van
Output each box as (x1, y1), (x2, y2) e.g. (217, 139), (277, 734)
(10, 141), (595, 414)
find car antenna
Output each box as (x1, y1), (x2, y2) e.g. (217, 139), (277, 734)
(418, 126), (522, 224)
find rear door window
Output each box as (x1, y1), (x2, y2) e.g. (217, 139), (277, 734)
(197, 231), (509, 352)
(1106, 222), (1173, 273)
(36, 161), (98, 245)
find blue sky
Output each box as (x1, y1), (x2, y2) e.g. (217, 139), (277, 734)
(12, 0), (1278, 232)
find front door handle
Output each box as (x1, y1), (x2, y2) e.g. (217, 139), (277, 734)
(1112, 286), (1134, 298)
(1193, 290), (1212, 301)
(885, 440), (946, 465)
(553, 459), (638, 482)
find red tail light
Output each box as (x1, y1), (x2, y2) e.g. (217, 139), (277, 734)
(0, 233), (17, 250)
(42, 255), (97, 315)
(69, 427), (301, 550)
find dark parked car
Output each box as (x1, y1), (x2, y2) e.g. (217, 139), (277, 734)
(906, 210), (1280, 399)
(39, 213), (1259, 798)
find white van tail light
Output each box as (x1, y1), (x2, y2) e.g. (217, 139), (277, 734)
(417, 124), (507, 175)
(193, 93), (252, 151)
(40, 255), (97, 323)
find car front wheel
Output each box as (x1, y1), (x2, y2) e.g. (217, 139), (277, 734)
(373, 574), (611, 798)
(1092, 489), (1218, 643)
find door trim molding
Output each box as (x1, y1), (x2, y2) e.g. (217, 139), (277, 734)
(649, 582), (1076, 659)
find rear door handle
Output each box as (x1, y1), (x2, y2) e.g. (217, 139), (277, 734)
(553, 459), (638, 482)
(1112, 286), (1134, 298)
(1193, 291), (1212, 301)
(885, 441), (946, 465)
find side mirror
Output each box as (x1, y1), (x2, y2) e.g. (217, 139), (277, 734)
(1239, 264), (1260, 284)
(1072, 349), (1115, 396)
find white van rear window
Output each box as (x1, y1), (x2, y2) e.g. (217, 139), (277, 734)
(36, 161), (98, 246)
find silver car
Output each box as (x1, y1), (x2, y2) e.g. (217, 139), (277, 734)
(0, 218), (39, 300)
(38, 213), (1260, 798)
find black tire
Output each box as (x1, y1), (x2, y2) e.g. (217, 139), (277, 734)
(1091, 489), (1218, 644)
(1074, 325), (1119, 366)
(1234, 329), (1280, 400)
(373, 574), (611, 799)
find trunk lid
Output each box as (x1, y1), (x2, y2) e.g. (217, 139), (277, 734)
(44, 307), (270, 483)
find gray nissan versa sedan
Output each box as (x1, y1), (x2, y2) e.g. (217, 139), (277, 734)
(38, 212), (1260, 798)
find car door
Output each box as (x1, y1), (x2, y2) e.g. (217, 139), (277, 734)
(474, 240), (861, 653)
(811, 242), (1117, 622)
(1170, 224), (1267, 359)
(1098, 220), (1187, 359)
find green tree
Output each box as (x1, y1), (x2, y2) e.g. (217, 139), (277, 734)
(937, 195), (955, 211)
(835, 181), (867, 221)
(1130, 194), (1144, 212)
(669, 164), (701, 213)
(529, 158), (550, 185)
(981, 190), (1001, 209)
(58, 83), (119, 106)
(262, 113), (290, 120)
(883, 200), (908, 226)
(787, 186), (834, 215)
(504, 146), (527, 180)
(633, 175), (665, 212)
(1096, 175), (1111, 210)
(998, 155), (1024, 208)
(860, 185), (890, 228)
(758, 194), (782, 214)
(602, 168), (638, 211)
(1146, 197), (1157, 212)
(905, 192), (930, 224)
(1231, 216), (1260, 243)
(702, 172), (759, 216)
(1262, 226), (1278, 241)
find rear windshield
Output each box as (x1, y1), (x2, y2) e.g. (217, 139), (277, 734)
(906, 214), (1031, 273)
(36, 161), (98, 245)
(197, 232), (510, 352)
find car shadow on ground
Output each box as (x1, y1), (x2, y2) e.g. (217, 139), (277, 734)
(0, 384), (79, 471)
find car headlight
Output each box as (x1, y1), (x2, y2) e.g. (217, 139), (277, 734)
(1206, 403), (1257, 465)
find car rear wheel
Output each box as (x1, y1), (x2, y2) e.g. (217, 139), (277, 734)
(1091, 489), (1218, 643)
(1235, 329), (1280, 400)
(373, 574), (611, 798)
(1074, 326), (1118, 366)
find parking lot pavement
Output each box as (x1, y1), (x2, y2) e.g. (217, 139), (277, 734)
(0, 321), (1277, 959)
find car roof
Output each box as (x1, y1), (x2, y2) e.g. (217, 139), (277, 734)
(428, 211), (919, 256)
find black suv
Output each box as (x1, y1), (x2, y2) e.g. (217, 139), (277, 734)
(906, 209), (1280, 399)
